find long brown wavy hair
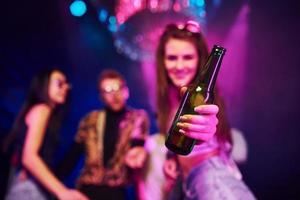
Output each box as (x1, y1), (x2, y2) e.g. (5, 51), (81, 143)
(155, 22), (232, 145)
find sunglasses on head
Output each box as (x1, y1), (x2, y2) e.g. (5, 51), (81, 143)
(166, 20), (201, 34)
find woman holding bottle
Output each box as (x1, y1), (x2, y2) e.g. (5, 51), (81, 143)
(141, 21), (256, 200)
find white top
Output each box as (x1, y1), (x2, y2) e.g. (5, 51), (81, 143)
(143, 133), (167, 200)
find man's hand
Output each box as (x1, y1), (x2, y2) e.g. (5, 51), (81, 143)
(125, 146), (147, 169)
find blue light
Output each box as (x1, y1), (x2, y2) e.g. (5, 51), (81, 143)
(70, 0), (87, 17)
(98, 9), (108, 22)
(109, 16), (117, 24)
(108, 23), (118, 32)
(196, 0), (205, 7)
(200, 10), (206, 17)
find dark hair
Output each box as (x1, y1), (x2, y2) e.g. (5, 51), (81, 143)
(3, 68), (67, 154)
(155, 22), (232, 145)
(97, 69), (126, 91)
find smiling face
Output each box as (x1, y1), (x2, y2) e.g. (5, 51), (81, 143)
(164, 38), (199, 88)
(48, 70), (70, 106)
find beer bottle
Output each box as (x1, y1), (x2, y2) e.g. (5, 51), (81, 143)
(165, 45), (226, 155)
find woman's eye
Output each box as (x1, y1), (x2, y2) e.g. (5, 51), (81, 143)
(166, 55), (178, 61)
(183, 55), (194, 60)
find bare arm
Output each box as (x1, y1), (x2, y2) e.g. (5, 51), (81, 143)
(22, 104), (88, 200)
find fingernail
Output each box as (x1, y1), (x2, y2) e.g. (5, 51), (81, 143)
(179, 116), (187, 121)
(179, 129), (185, 134)
(194, 107), (202, 112)
(177, 122), (183, 127)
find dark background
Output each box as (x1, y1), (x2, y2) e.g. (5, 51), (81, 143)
(1, 0), (300, 199)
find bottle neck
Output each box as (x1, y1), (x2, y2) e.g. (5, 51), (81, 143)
(194, 46), (225, 92)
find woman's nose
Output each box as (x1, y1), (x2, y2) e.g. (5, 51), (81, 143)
(174, 59), (185, 70)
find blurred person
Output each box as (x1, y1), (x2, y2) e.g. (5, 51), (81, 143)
(231, 127), (249, 164)
(57, 69), (149, 200)
(139, 21), (256, 200)
(4, 69), (88, 200)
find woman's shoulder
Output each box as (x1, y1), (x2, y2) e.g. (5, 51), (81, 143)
(25, 103), (52, 124)
(31, 103), (52, 111)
